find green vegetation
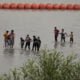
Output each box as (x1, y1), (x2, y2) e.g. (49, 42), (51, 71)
(0, 50), (80, 80)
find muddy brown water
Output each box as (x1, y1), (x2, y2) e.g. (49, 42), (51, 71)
(0, 0), (80, 74)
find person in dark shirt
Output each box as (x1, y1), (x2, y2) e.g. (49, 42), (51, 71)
(60, 29), (67, 43)
(36, 36), (41, 51)
(70, 32), (74, 43)
(20, 37), (24, 49)
(54, 27), (59, 42)
(32, 35), (37, 51)
(9, 30), (15, 48)
(25, 34), (31, 50)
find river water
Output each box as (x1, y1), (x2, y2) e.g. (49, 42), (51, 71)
(0, 0), (80, 74)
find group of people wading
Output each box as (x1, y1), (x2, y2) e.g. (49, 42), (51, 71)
(54, 27), (74, 43)
(3, 30), (41, 52)
(20, 35), (41, 52)
(3, 30), (15, 48)
(3, 27), (74, 52)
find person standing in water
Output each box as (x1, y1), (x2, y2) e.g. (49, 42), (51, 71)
(70, 32), (74, 43)
(60, 29), (67, 43)
(25, 34), (31, 50)
(20, 37), (24, 49)
(9, 30), (15, 48)
(36, 36), (41, 51)
(32, 35), (37, 51)
(3, 30), (10, 48)
(54, 27), (59, 42)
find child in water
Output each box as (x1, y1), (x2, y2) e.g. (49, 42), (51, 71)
(20, 37), (24, 49)
(70, 32), (74, 43)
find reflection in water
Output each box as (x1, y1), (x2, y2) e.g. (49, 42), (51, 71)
(60, 42), (65, 47)
(24, 50), (31, 55)
(54, 41), (66, 49)
(54, 41), (74, 49)
(54, 41), (65, 48)
(54, 42), (58, 49)
(20, 49), (25, 54)
(20, 49), (31, 55)
(32, 50), (39, 55)
(3, 48), (15, 54)
(70, 42), (73, 47)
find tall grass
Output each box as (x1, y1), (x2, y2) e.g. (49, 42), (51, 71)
(0, 50), (80, 80)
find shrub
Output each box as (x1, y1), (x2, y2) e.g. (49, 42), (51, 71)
(0, 50), (80, 80)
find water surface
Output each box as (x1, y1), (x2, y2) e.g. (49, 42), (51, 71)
(0, 0), (80, 74)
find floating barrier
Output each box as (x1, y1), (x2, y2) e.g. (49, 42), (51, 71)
(10, 3), (17, 9)
(59, 4), (66, 10)
(17, 3), (24, 9)
(46, 4), (53, 9)
(2, 3), (10, 9)
(24, 3), (31, 9)
(0, 3), (2, 9)
(31, 3), (39, 9)
(66, 4), (74, 10)
(39, 4), (46, 9)
(53, 4), (60, 9)
(73, 4), (80, 10)
(0, 3), (80, 10)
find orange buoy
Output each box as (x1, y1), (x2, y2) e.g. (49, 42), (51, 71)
(59, 4), (66, 10)
(17, 3), (24, 9)
(66, 4), (74, 10)
(24, 3), (31, 9)
(0, 3), (2, 9)
(39, 4), (46, 9)
(46, 3), (53, 9)
(2, 3), (10, 9)
(9, 3), (17, 9)
(53, 4), (59, 9)
(31, 3), (39, 9)
(73, 4), (80, 10)
(0, 3), (80, 10)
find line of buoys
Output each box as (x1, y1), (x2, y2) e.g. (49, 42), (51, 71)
(17, 3), (24, 9)
(10, 3), (17, 9)
(46, 3), (53, 9)
(24, 3), (31, 9)
(58, 4), (66, 10)
(73, 4), (80, 10)
(0, 3), (80, 10)
(0, 3), (2, 9)
(39, 4), (46, 9)
(2, 3), (10, 9)
(31, 3), (39, 9)
(66, 4), (74, 10)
